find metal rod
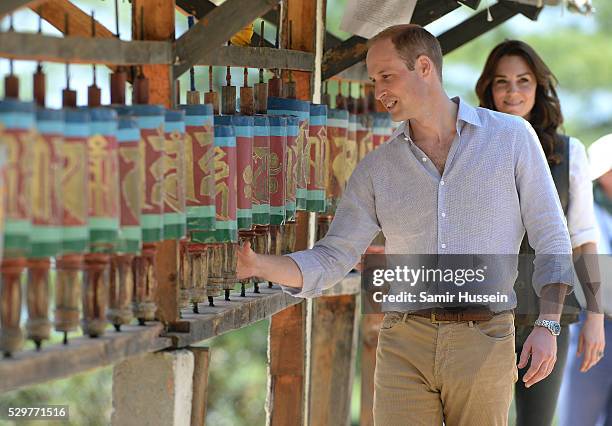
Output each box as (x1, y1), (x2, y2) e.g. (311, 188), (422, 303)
(114, 0), (120, 37)
(188, 15), (196, 92)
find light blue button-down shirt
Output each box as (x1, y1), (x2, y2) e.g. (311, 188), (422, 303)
(283, 97), (574, 309)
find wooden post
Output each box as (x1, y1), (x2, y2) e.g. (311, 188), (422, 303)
(308, 295), (359, 426)
(360, 313), (383, 426)
(267, 303), (307, 426)
(189, 347), (210, 426)
(131, 0), (181, 325)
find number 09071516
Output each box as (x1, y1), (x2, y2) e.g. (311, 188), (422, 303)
(2, 405), (69, 420)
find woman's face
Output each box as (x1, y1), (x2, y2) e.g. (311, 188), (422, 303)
(491, 55), (537, 120)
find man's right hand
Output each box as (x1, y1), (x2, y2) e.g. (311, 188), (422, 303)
(237, 241), (259, 280)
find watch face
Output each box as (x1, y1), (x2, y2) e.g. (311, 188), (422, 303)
(552, 322), (561, 336)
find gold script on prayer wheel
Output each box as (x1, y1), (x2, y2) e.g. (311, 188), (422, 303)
(62, 142), (88, 223)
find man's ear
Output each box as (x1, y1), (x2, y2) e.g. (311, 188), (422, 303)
(416, 55), (433, 79)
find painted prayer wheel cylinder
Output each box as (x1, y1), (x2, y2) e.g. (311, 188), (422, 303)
(307, 104), (328, 213)
(163, 110), (187, 240)
(325, 109), (349, 215)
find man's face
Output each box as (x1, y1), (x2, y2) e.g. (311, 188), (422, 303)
(366, 38), (426, 122)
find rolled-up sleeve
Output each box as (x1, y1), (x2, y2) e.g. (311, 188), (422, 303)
(280, 160), (381, 298)
(567, 138), (599, 248)
(514, 120), (576, 296)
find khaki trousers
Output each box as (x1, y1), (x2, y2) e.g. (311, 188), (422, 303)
(373, 311), (518, 426)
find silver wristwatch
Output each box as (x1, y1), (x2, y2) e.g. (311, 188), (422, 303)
(534, 319), (561, 336)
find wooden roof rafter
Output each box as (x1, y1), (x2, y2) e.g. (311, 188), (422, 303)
(173, 0), (281, 78)
(0, 0), (43, 19)
(439, 0), (543, 55)
(321, 0), (480, 81)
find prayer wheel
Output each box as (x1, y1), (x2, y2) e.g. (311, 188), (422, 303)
(56, 108), (89, 344)
(27, 108), (64, 348)
(268, 116), (287, 258)
(108, 116), (142, 330)
(357, 112), (373, 162)
(179, 104), (216, 311)
(163, 110), (187, 240)
(345, 113), (358, 186)
(83, 107), (120, 337)
(116, 105), (165, 324)
(191, 124), (237, 304)
(307, 104), (328, 213)
(372, 112), (392, 150)
(0, 99), (34, 356)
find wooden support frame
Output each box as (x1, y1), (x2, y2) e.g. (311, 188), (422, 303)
(321, 0), (463, 81)
(189, 347), (211, 426)
(439, 0), (542, 55)
(0, 0), (43, 18)
(32, 0), (115, 39)
(0, 32), (172, 65)
(173, 0), (280, 77)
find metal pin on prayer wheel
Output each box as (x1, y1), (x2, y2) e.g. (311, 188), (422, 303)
(62, 14), (77, 108)
(110, 0), (127, 105)
(284, 21), (296, 99)
(204, 66), (219, 114)
(268, 15), (283, 98)
(322, 81), (331, 108)
(133, 7), (149, 105)
(336, 80), (346, 110)
(254, 20), (269, 114)
(4, 16), (19, 99)
(186, 16), (201, 105)
(240, 68), (254, 116)
(87, 11), (102, 107)
(221, 45), (237, 115)
(33, 12), (45, 107)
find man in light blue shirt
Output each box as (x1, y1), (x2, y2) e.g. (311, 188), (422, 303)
(238, 24), (574, 425)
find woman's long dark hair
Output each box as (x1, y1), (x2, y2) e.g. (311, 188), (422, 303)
(475, 40), (563, 165)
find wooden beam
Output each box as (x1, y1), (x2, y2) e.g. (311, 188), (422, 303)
(0, 324), (171, 394)
(267, 303), (307, 426)
(173, 0), (280, 78)
(321, 0), (462, 80)
(0, 32), (172, 65)
(439, 1), (542, 55)
(1, 0), (43, 18)
(189, 347), (211, 426)
(458, 0), (482, 8)
(198, 45), (313, 71)
(308, 295), (359, 426)
(360, 314), (383, 426)
(32, 0), (115, 39)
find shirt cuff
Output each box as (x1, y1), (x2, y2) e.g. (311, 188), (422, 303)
(570, 229), (599, 249)
(279, 251), (324, 298)
(532, 255), (577, 297)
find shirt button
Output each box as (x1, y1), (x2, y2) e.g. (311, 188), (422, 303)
(440, 180), (445, 186)
(441, 244), (447, 249)
(403, 136), (409, 141)
(441, 213), (446, 218)
(422, 157), (427, 162)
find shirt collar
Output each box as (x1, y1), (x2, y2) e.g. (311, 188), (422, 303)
(392, 96), (483, 143)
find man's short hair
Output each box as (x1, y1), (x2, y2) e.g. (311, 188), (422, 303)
(368, 24), (443, 82)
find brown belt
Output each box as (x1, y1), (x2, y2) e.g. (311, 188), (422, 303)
(406, 308), (505, 323)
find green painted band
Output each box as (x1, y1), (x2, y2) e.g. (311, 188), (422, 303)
(30, 242), (62, 258)
(237, 208), (253, 218)
(270, 215), (284, 226)
(61, 240), (88, 254)
(89, 229), (118, 245)
(186, 216), (215, 231)
(307, 190), (326, 201)
(214, 220), (237, 230)
(3, 235), (30, 254)
(186, 205), (216, 218)
(306, 199), (326, 213)
(88, 217), (120, 231)
(142, 228), (163, 243)
(62, 226), (89, 240)
(30, 226), (62, 243)
(191, 229), (238, 243)
(163, 212), (187, 225)
(252, 213), (270, 225)
(4, 219), (31, 234)
(141, 214), (164, 230)
(163, 223), (187, 240)
(252, 204), (270, 214)
(238, 217), (253, 230)
(119, 226), (142, 242)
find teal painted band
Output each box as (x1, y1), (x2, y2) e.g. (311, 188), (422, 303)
(237, 208), (252, 218)
(141, 214), (164, 229)
(89, 217), (120, 231)
(163, 212), (187, 226)
(186, 205), (215, 218)
(30, 241), (62, 258)
(64, 123), (89, 137)
(327, 118), (348, 128)
(61, 239), (88, 254)
(62, 226), (89, 240)
(191, 229), (237, 243)
(119, 226), (142, 242)
(306, 199), (326, 213)
(269, 127), (288, 137)
(3, 234), (30, 254)
(186, 216), (215, 231)
(270, 214), (284, 226)
(0, 112), (34, 129)
(254, 127), (270, 137)
(117, 128), (141, 143)
(163, 223), (187, 240)
(307, 189), (326, 201)
(237, 217), (253, 230)
(185, 116), (213, 127)
(214, 220), (237, 230)
(37, 120), (64, 134)
(30, 226), (62, 243)
(90, 122), (117, 135)
(142, 228), (163, 243)
(136, 116), (164, 129)
(270, 206), (285, 215)
(309, 116), (327, 126)
(252, 204), (270, 214)
(297, 188), (307, 199)
(296, 196), (307, 210)
(89, 229), (118, 244)
(233, 126), (254, 138)
(164, 122), (185, 133)
(215, 136), (236, 147)
(252, 213), (270, 225)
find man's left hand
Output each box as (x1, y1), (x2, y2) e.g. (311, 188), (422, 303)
(517, 326), (557, 388)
